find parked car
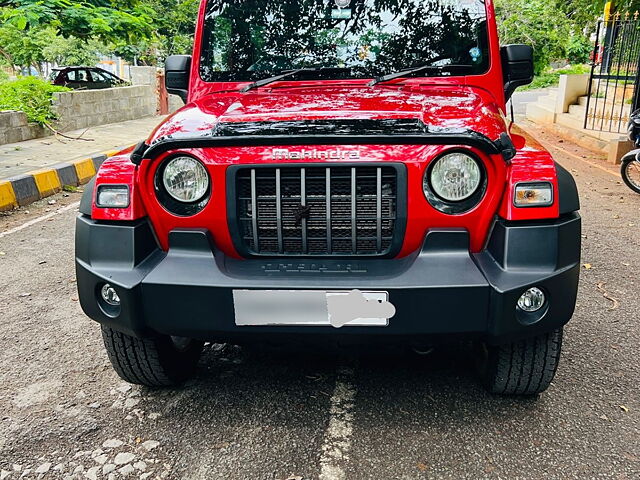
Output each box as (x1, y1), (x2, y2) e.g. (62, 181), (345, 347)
(50, 67), (128, 89)
(75, 0), (581, 396)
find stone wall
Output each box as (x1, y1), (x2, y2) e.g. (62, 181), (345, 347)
(0, 85), (157, 146)
(52, 85), (157, 132)
(0, 111), (48, 145)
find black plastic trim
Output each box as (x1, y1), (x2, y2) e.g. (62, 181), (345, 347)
(555, 162), (580, 214)
(225, 162), (408, 259)
(131, 129), (510, 164)
(79, 177), (96, 216)
(75, 216), (581, 344)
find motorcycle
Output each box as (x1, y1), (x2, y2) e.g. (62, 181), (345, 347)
(621, 109), (640, 194)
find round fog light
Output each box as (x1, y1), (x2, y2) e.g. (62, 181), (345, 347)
(517, 287), (545, 312)
(101, 284), (120, 306)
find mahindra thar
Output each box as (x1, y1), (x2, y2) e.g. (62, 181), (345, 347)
(75, 0), (581, 395)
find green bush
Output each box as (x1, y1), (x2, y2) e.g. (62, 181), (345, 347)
(522, 64), (591, 91)
(0, 76), (69, 125)
(567, 35), (593, 65)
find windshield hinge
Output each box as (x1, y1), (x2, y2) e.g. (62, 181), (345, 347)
(495, 133), (516, 162)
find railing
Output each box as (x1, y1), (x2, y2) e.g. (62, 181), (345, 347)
(585, 13), (640, 133)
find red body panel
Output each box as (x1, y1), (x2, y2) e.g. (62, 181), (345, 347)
(92, 0), (563, 257)
(91, 151), (146, 222)
(185, 0), (506, 110)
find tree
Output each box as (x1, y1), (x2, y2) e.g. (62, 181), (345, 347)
(495, 0), (572, 73)
(1, 0), (154, 44)
(0, 22), (108, 73)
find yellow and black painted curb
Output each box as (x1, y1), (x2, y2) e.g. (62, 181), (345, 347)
(0, 150), (120, 212)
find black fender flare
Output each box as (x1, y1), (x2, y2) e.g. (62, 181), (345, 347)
(555, 162), (580, 215)
(79, 177), (96, 216)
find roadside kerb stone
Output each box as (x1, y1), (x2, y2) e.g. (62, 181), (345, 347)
(0, 150), (122, 212)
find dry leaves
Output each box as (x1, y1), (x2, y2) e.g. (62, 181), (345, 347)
(596, 282), (620, 310)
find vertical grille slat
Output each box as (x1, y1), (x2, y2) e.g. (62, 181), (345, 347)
(325, 168), (332, 254)
(351, 167), (356, 254)
(301, 168), (307, 254)
(376, 167), (382, 253)
(235, 165), (399, 256)
(250, 169), (259, 251)
(275, 168), (283, 253)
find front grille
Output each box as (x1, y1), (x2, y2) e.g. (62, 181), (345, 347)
(232, 165), (402, 256)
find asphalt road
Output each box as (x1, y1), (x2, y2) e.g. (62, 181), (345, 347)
(0, 125), (639, 480)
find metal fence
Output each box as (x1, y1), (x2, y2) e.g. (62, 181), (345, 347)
(585, 13), (640, 133)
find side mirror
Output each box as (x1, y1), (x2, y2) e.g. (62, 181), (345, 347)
(165, 55), (191, 103)
(501, 45), (534, 100)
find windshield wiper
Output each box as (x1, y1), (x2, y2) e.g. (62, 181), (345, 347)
(369, 64), (474, 86)
(240, 67), (319, 92)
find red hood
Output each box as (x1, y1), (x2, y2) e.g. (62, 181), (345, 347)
(148, 85), (508, 144)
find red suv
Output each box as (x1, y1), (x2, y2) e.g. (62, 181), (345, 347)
(76, 0), (580, 395)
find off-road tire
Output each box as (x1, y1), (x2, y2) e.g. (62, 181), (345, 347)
(479, 329), (563, 396)
(101, 326), (203, 387)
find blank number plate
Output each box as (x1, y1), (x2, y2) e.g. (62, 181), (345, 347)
(232, 289), (393, 328)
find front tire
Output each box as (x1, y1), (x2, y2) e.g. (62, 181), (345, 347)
(478, 329), (563, 396)
(621, 158), (640, 194)
(101, 326), (203, 387)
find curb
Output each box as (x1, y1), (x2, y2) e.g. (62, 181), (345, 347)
(0, 150), (121, 212)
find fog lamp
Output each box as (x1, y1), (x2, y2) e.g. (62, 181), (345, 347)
(514, 182), (553, 207)
(517, 287), (545, 312)
(96, 185), (129, 208)
(101, 284), (120, 306)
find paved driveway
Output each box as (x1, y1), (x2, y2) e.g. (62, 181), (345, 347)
(0, 125), (638, 479)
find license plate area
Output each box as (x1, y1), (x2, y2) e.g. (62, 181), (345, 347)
(232, 289), (392, 328)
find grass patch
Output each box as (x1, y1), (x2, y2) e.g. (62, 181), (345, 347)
(0, 76), (70, 125)
(522, 64), (591, 91)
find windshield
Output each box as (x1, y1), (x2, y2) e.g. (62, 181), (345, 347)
(199, 0), (490, 83)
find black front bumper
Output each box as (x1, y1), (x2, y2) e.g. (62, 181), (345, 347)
(75, 213), (580, 345)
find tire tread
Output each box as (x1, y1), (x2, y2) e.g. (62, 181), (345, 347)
(101, 326), (197, 387)
(484, 329), (563, 396)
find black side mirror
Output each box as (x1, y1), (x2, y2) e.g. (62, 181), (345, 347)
(501, 45), (534, 100)
(165, 55), (191, 103)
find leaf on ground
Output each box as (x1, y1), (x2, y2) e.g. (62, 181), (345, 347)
(583, 263), (592, 270)
(417, 463), (428, 472)
(596, 282), (620, 310)
(620, 405), (629, 413)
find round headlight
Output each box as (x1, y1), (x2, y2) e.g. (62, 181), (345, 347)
(162, 156), (209, 203)
(427, 152), (482, 202)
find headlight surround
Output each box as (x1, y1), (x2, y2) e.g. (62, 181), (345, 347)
(155, 155), (211, 216)
(423, 151), (486, 214)
(162, 156), (209, 203)
(428, 152), (482, 202)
